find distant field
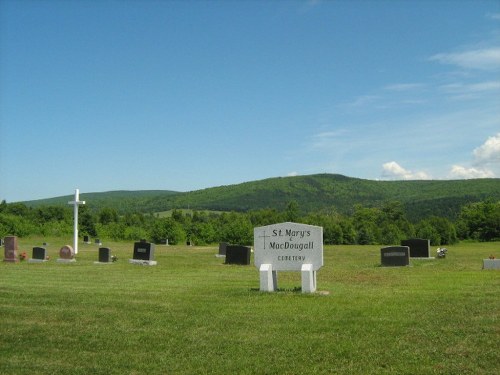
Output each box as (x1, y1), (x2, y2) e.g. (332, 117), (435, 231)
(1, 237), (499, 374)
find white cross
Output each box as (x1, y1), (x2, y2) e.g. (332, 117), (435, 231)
(68, 189), (85, 254)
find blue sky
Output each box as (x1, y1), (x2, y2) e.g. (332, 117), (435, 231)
(1, 0), (499, 202)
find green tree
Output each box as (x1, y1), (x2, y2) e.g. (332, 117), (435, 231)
(98, 207), (119, 225)
(151, 217), (186, 245)
(285, 200), (300, 222)
(458, 200), (500, 241)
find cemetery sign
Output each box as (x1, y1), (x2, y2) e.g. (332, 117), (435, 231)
(254, 222), (323, 293)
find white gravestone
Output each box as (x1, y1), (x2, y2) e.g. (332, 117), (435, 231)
(254, 222), (323, 293)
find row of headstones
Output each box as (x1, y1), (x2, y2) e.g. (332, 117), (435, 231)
(1, 236), (156, 265)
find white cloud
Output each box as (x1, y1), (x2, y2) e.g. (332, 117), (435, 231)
(473, 132), (500, 164)
(430, 47), (500, 71)
(287, 171), (299, 177)
(381, 161), (431, 180)
(448, 165), (495, 179)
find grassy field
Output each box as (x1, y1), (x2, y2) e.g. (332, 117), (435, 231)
(1, 237), (499, 374)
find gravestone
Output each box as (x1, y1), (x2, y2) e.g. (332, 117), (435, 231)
(28, 247), (48, 263)
(216, 242), (228, 258)
(57, 245), (76, 263)
(381, 246), (410, 267)
(254, 222), (323, 293)
(99, 247), (111, 263)
(129, 240), (157, 265)
(482, 259), (500, 270)
(95, 238), (102, 245)
(3, 236), (19, 263)
(401, 238), (431, 258)
(225, 245), (251, 265)
(83, 235), (90, 244)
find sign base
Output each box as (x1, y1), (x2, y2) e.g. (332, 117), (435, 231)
(301, 264), (317, 293)
(259, 264), (278, 292)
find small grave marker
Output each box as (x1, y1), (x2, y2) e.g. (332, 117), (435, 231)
(28, 247), (48, 263)
(216, 242), (228, 258)
(254, 222), (323, 293)
(57, 245), (76, 263)
(482, 259), (500, 270)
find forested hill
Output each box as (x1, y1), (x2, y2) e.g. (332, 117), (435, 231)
(22, 174), (500, 221)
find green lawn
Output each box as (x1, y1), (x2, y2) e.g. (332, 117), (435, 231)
(1, 237), (499, 374)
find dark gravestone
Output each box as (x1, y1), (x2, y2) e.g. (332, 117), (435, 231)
(381, 246), (410, 267)
(401, 238), (430, 258)
(133, 241), (155, 261)
(218, 242), (228, 256)
(95, 238), (102, 245)
(99, 247), (111, 263)
(225, 245), (251, 265)
(83, 235), (89, 243)
(32, 247), (47, 260)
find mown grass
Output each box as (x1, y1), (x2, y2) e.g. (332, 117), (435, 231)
(1, 237), (499, 374)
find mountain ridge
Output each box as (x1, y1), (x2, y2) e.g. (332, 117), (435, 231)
(20, 173), (500, 221)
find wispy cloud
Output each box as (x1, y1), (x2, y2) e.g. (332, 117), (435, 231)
(340, 95), (380, 108)
(486, 13), (500, 20)
(383, 83), (426, 91)
(439, 80), (500, 100)
(429, 47), (500, 71)
(381, 161), (431, 180)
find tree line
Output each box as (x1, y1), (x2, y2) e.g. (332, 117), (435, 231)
(0, 199), (498, 246)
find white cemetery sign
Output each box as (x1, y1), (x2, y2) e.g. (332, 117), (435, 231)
(68, 189), (85, 254)
(254, 222), (323, 293)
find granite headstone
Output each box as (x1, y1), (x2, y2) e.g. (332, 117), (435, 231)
(401, 238), (431, 258)
(32, 247), (47, 261)
(381, 246), (410, 267)
(129, 240), (156, 265)
(225, 245), (251, 265)
(3, 236), (19, 263)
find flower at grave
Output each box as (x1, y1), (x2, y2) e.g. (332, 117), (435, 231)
(45, 255), (50, 261)
(19, 252), (28, 261)
(489, 254), (495, 259)
(111, 255), (118, 262)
